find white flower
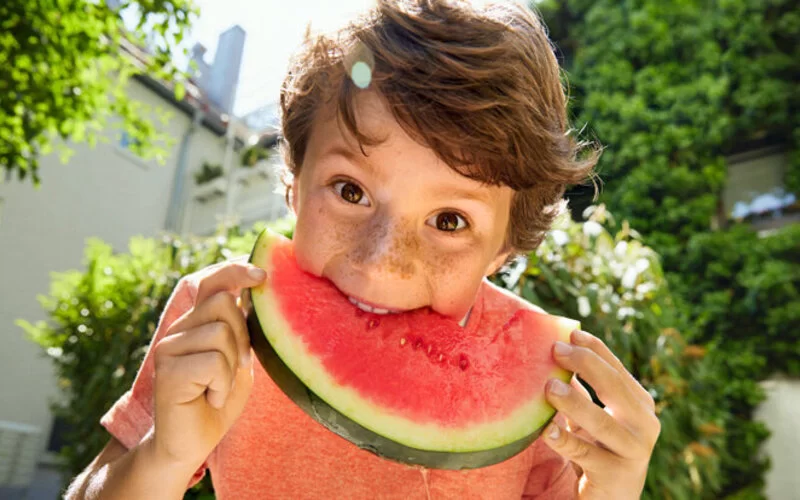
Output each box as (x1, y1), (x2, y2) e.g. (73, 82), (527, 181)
(578, 296), (591, 317)
(622, 267), (639, 289)
(550, 229), (569, 246)
(583, 221), (603, 237)
(614, 240), (628, 257)
(617, 307), (637, 320)
(637, 282), (657, 295)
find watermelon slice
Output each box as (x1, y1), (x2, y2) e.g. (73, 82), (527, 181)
(246, 229), (578, 469)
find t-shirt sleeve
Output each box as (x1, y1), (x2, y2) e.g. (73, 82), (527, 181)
(99, 275), (208, 489)
(521, 437), (578, 499)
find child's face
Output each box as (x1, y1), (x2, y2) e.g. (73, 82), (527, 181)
(290, 92), (513, 321)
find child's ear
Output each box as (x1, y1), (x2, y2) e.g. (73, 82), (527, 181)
(290, 181), (299, 215)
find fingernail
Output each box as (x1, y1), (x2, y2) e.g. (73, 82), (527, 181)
(572, 330), (591, 344)
(248, 267), (267, 280)
(547, 423), (561, 440)
(554, 341), (573, 357)
(549, 378), (569, 396)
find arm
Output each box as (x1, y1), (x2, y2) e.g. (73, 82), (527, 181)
(67, 261), (265, 499)
(65, 435), (198, 500)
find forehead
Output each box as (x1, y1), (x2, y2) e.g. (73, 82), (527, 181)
(303, 92), (516, 214)
(306, 92), (476, 184)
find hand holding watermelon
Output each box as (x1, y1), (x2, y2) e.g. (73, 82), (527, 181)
(148, 262), (266, 476)
(543, 329), (661, 499)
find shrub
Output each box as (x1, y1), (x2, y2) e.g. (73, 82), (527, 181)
(19, 219), (293, 497)
(669, 223), (800, 495)
(495, 207), (730, 499)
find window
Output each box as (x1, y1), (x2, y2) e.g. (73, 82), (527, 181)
(723, 146), (798, 231)
(119, 130), (140, 150)
(114, 130), (148, 169)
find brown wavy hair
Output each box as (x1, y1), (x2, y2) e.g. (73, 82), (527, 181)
(279, 0), (599, 253)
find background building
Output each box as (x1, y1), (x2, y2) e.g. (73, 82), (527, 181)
(0, 25), (286, 497)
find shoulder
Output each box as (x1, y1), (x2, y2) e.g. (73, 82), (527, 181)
(479, 278), (548, 315)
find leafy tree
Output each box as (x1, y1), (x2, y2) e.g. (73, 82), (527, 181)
(539, 0), (798, 260)
(0, 0), (197, 185)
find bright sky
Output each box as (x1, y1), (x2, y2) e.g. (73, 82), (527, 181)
(186, 0), (376, 116)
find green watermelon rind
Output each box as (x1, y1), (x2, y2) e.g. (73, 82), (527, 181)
(247, 229), (577, 466)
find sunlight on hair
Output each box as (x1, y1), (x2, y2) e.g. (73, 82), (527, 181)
(350, 61), (373, 89)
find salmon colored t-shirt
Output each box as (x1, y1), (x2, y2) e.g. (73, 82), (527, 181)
(101, 261), (578, 499)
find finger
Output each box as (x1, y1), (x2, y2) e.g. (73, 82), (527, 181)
(572, 330), (655, 413)
(195, 261), (268, 304)
(546, 378), (640, 457)
(572, 376), (593, 400)
(238, 288), (253, 316)
(218, 347), (256, 422)
(157, 351), (234, 409)
(542, 420), (621, 474)
(564, 377), (593, 434)
(167, 292), (252, 368)
(554, 341), (655, 434)
(155, 322), (239, 384)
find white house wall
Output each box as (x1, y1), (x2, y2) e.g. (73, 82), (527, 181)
(185, 157), (290, 236)
(0, 77), (232, 460)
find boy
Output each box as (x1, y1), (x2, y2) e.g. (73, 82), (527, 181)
(68, 1), (660, 498)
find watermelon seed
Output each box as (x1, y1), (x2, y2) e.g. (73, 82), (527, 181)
(459, 354), (469, 371)
(438, 353), (444, 362)
(426, 344), (432, 355)
(367, 318), (380, 330)
(413, 338), (424, 350)
(399, 337), (407, 346)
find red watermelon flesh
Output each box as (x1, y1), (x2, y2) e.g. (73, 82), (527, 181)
(248, 229), (578, 459)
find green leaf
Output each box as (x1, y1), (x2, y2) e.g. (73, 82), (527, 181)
(174, 81), (186, 101)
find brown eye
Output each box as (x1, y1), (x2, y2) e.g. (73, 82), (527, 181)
(334, 181), (369, 206)
(434, 212), (467, 232)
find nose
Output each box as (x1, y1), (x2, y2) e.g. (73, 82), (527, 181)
(350, 213), (419, 279)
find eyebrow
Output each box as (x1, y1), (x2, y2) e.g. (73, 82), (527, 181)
(319, 145), (377, 174)
(321, 144), (495, 206)
(434, 185), (494, 206)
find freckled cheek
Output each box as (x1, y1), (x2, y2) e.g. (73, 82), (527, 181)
(421, 248), (486, 318)
(294, 197), (367, 274)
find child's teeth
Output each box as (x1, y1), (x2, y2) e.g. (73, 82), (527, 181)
(348, 296), (396, 314)
(349, 296), (374, 313)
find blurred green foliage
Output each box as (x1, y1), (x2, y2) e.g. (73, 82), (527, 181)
(194, 162), (224, 185)
(19, 219), (293, 498)
(496, 208), (733, 499)
(0, 0), (197, 185)
(241, 145), (274, 167)
(536, 0), (800, 496)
